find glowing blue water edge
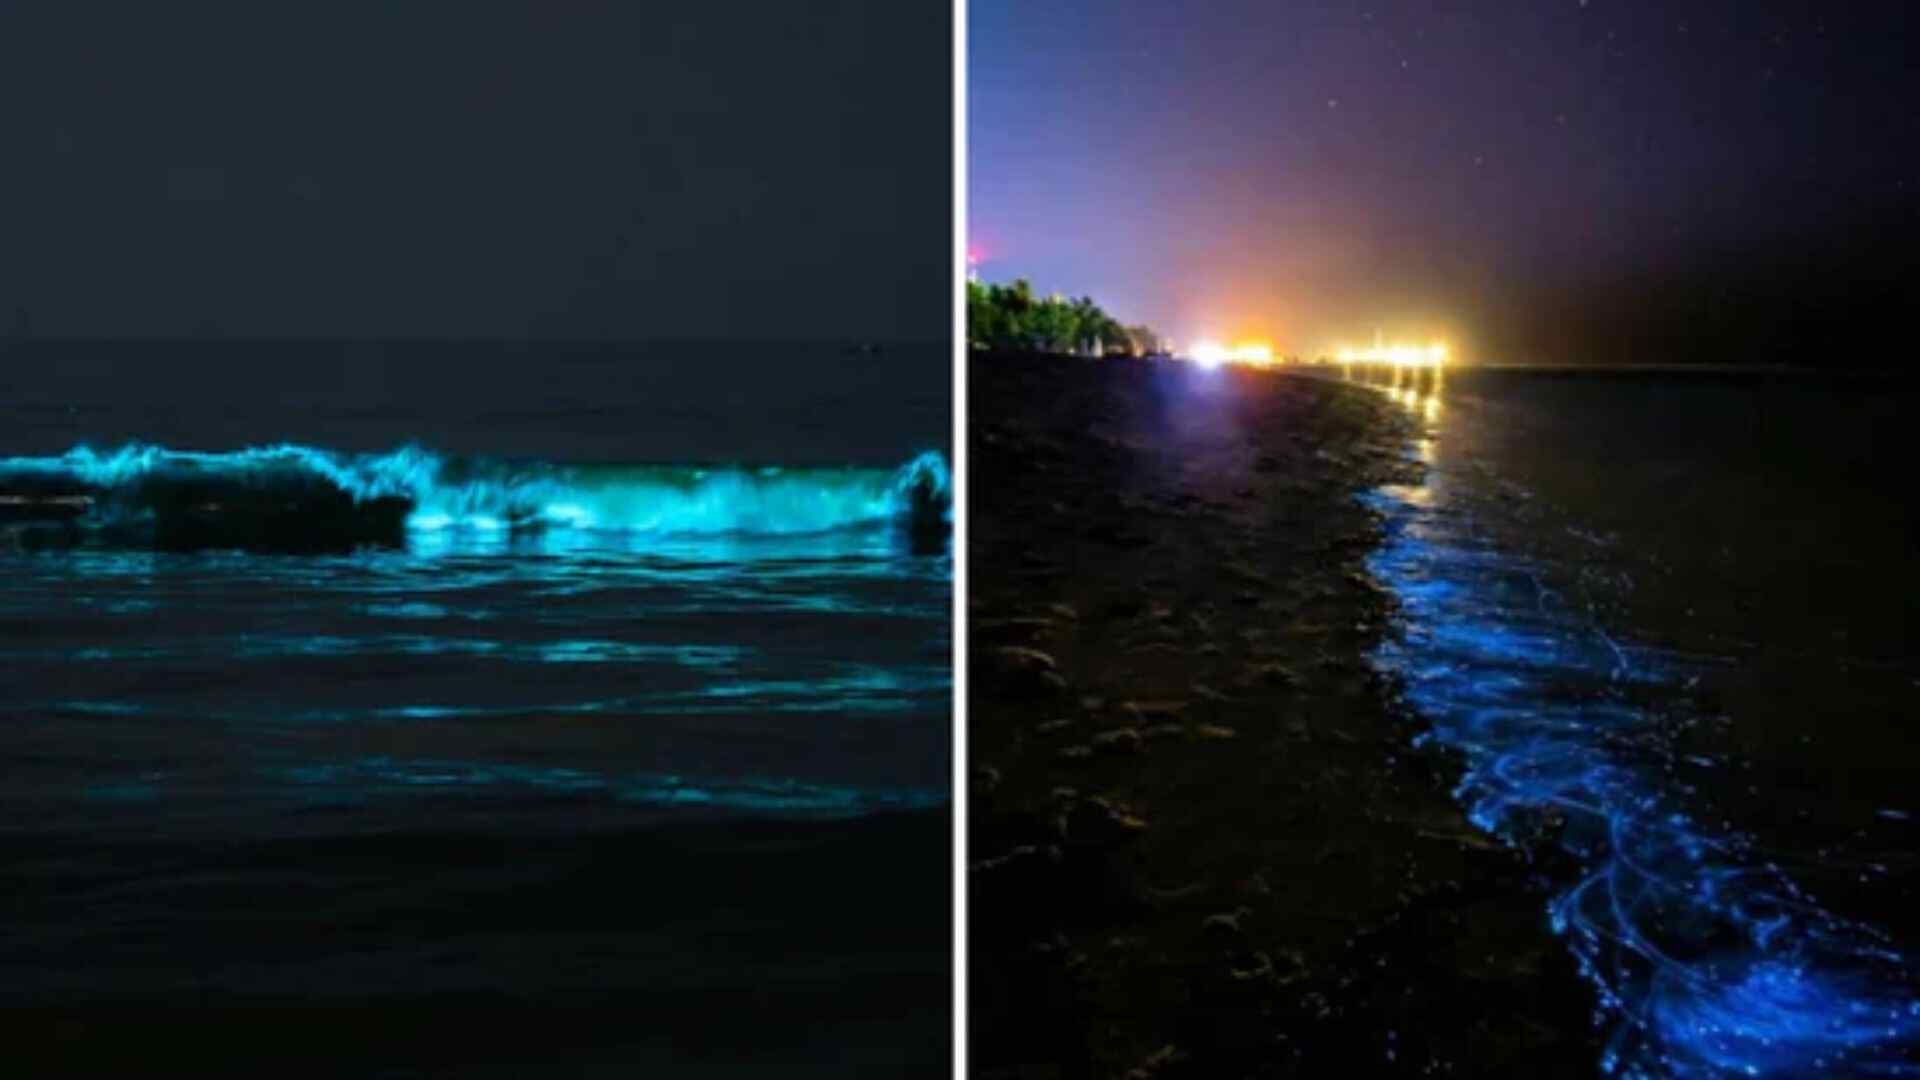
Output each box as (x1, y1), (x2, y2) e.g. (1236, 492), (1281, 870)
(1362, 474), (1920, 1074)
(0, 442), (951, 554)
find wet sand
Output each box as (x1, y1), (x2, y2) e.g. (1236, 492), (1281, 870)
(0, 808), (950, 1076)
(967, 353), (1602, 1078)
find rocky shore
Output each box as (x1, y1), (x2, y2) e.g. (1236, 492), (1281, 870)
(968, 353), (1601, 1078)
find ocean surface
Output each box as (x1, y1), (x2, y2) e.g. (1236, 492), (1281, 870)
(1344, 364), (1919, 1077)
(0, 340), (950, 1012)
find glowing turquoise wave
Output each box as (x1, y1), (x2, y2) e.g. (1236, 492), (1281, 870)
(0, 442), (949, 545)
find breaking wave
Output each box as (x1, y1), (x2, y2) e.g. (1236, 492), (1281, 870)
(0, 443), (950, 553)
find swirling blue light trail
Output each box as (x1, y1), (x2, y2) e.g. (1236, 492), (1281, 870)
(1364, 441), (1920, 1077)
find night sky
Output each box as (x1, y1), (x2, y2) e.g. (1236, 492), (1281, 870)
(0, 1), (950, 341)
(971, 0), (1918, 365)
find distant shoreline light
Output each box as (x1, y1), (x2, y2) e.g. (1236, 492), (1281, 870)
(1186, 340), (1275, 368)
(1172, 338), (1451, 370)
(1335, 342), (1449, 368)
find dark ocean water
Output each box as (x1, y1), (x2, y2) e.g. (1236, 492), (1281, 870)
(0, 341), (950, 1020)
(1347, 365), (1919, 1077)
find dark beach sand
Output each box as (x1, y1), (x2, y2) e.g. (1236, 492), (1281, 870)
(968, 354), (1601, 1078)
(0, 808), (950, 1076)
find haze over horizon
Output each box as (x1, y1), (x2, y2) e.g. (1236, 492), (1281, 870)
(970, 0), (1918, 365)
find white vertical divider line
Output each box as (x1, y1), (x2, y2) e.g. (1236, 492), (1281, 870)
(950, 0), (969, 1075)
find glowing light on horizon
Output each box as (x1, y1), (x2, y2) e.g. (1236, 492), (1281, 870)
(1187, 340), (1276, 368)
(1334, 339), (1451, 368)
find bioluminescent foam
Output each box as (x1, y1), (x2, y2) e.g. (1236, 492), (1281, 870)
(0, 442), (949, 552)
(1364, 480), (1920, 1077)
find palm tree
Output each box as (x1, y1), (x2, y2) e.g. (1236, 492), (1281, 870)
(1068, 296), (1103, 355)
(964, 276), (1159, 359)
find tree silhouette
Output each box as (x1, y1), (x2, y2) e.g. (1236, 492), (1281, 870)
(966, 279), (1153, 356)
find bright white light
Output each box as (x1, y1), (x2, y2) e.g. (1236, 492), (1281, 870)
(1188, 340), (1273, 368)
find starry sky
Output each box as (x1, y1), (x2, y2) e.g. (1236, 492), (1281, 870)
(970, 0), (1918, 364)
(0, 1), (950, 341)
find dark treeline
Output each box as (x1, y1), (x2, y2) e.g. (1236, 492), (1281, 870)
(966, 278), (1161, 356)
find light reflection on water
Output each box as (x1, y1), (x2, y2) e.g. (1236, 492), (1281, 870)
(1357, 376), (1920, 1076)
(2, 521), (951, 822)
(18, 636), (751, 666)
(261, 758), (941, 818)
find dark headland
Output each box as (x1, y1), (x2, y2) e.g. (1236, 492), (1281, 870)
(968, 352), (1602, 1078)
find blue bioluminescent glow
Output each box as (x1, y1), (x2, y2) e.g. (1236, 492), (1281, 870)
(266, 756), (941, 817)
(1364, 472), (1920, 1076)
(3, 438), (950, 840)
(0, 442), (950, 552)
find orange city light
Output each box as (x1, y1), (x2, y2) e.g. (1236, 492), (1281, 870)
(1334, 340), (1450, 368)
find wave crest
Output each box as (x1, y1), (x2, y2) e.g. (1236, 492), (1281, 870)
(0, 443), (950, 553)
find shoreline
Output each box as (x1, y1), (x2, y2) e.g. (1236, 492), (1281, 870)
(967, 352), (1601, 1077)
